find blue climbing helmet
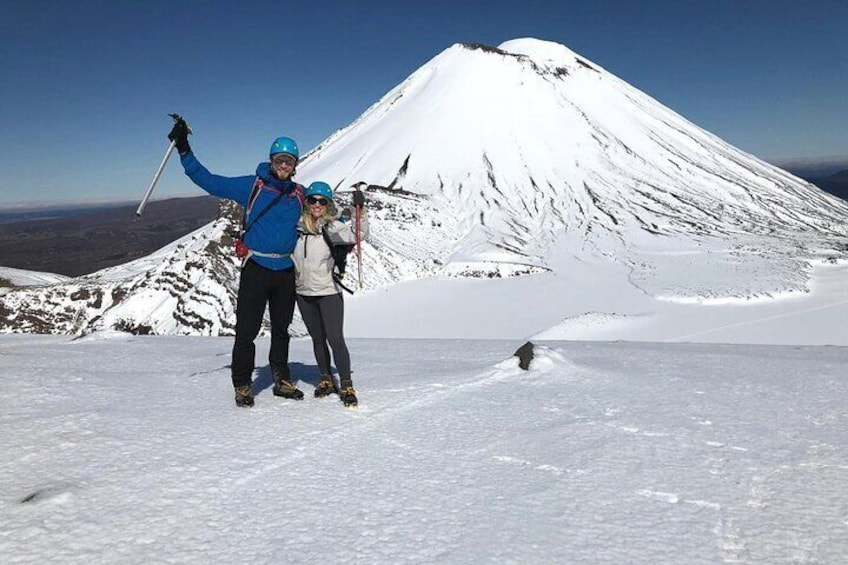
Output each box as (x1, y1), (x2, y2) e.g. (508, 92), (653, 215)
(305, 181), (333, 200)
(269, 136), (299, 159)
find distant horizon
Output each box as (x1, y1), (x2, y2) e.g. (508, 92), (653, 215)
(0, 194), (213, 213)
(1, 155), (845, 212)
(768, 154), (848, 175)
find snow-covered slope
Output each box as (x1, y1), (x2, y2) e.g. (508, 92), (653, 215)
(0, 202), (241, 335)
(2, 38), (847, 337)
(2, 335), (847, 563)
(0, 267), (69, 289)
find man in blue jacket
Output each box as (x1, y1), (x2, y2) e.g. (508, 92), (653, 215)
(168, 117), (305, 407)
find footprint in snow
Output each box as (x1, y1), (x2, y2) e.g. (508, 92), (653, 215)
(492, 455), (564, 475)
(19, 483), (75, 505)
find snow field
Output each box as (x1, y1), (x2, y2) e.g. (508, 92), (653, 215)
(2, 335), (847, 563)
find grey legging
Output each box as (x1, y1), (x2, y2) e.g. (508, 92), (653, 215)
(296, 293), (352, 383)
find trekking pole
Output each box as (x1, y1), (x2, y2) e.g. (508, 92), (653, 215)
(135, 114), (190, 217)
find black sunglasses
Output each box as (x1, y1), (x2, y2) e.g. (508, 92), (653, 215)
(271, 155), (296, 166)
(307, 196), (328, 205)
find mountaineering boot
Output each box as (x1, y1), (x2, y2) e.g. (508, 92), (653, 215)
(234, 385), (254, 408)
(273, 378), (304, 400)
(271, 367), (304, 400)
(339, 380), (358, 407)
(340, 387), (358, 407)
(314, 375), (338, 398)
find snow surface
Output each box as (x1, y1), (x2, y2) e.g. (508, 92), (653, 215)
(0, 266), (69, 288)
(2, 334), (847, 564)
(344, 256), (848, 346)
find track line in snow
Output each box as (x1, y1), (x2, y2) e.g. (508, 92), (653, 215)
(232, 359), (527, 487)
(665, 298), (848, 343)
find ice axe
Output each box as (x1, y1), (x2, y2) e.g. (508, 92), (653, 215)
(352, 182), (367, 288)
(135, 113), (192, 217)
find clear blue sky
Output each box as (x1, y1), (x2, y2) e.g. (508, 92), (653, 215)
(1, 0), (846, 206)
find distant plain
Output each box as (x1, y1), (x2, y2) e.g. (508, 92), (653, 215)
(0, 196), (220, 277)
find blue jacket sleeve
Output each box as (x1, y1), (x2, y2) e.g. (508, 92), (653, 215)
(180, 152), (256, 207)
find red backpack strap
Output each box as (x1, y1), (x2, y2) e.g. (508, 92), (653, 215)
(242, 177), (264, 230)
(292, 182), (305, 208)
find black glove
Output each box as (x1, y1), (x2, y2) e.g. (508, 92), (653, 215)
(167, 114), (191, 155)
(353, 189), (365, 207)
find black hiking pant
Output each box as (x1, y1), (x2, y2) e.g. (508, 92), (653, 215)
(296, 293), (352, 384)
(231, 260), (295, 388)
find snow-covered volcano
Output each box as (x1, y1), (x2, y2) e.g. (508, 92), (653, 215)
(299, 39), (848, 277)
(2, 38), (847, 337)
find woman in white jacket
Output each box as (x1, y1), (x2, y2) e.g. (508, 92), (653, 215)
(292, 182), (368, 407)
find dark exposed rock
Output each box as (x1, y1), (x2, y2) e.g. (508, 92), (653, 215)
(460, 42), (508, 55)
(70, 289), (91, 301)
(514, 341), (534, 370)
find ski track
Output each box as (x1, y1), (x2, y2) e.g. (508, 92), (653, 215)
(666, 297), (848, 343)
(1, 336), (847, 563)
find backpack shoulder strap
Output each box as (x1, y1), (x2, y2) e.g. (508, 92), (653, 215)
(243, 189), (285, 236)
(242, 179), (301, 237)
(322, 225), (354, 294)
(292, 183), (305, 208)
(321, 223), (333, 244)
(242, 177), (264, 231)
(322, 224), (351, 274)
